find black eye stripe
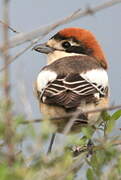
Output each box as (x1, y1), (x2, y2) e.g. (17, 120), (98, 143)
(66, 45), (93, 56)
(51, 33), (93, 56)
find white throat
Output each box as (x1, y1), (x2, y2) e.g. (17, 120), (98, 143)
(47, 50), (85, 64)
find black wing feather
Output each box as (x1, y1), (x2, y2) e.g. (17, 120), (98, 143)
(38, 73), (106, 109)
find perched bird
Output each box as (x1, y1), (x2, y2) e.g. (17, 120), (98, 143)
(33, 27), (109, 135)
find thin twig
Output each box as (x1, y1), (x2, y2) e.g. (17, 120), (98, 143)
(68, 139), (121, 158)
(0, 20), (19, 33)
(63, 108), (83, 135)
(0, 0), (121, 50)
(2, 0), (15, 165)
(20, 104), (121, 125)
(63, 104), (121, 135)
(0, 38), (41, 73)
(112, 140), (121, 146)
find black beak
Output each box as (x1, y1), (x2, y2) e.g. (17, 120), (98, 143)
(33, 43), (54, 54)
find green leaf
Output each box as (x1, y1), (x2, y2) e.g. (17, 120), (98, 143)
(105, 110), (121, 134)
(0, 121), (5, 138)
(86, 168), (94, 180)
(79, 136), (88, 146)
(102, 111), (111, 121)
(81, 127), (94, 139)
(105, 118), (116, 134)
(111, 109), (121, 120)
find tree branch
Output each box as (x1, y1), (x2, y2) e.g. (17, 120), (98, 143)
(20, 104), (121, 125)
(2, 0), (15, 166)
(0, 20), (19, 33)
(0, 0), (121, 50)
(0, 38), (41, 73)
(63, 104), (121, 135)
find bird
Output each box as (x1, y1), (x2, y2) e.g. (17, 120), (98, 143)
(33, 27), (109, 152)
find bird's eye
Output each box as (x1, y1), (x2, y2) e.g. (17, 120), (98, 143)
(62, 41), (71, 48)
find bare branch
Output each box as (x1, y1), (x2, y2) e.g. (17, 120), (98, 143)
(0, 38), (41, 73)
(63, 108), (83, 135)
(0, 0), (121, 50)
(63, 104), (121, 135)
(20, 104), (121, 125)
(2, 0), (15, 165)
(0, 20), (19, 33)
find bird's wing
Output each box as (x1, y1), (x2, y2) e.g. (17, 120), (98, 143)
(37, 70), (108, 109)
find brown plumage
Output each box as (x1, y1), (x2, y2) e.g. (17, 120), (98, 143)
(33, 27), (109, 133)
(37, 56), (108, 109)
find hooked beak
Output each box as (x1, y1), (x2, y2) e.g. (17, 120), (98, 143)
(33, 43), (54, 54)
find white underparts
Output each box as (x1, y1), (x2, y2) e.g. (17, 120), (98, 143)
(47, 51), (85, 64)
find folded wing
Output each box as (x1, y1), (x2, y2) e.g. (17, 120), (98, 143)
(37, 72), (107, 109)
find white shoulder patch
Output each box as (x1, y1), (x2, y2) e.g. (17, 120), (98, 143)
(81, 69), (108, 87)
(37, 70), (57, 92)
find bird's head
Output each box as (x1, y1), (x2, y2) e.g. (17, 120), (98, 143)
(33, 27), (107, 69)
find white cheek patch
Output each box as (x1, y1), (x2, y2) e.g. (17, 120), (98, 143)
(37, 70), (57, 92)
(81, 69), (108, 87)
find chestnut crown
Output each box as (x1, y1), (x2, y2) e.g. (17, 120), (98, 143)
(50, 27), (107, 69)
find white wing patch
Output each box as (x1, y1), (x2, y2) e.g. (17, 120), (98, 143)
(37, 70), (57, 92)
(81, 69), (108, 88)
(37, 68), (109, 106)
